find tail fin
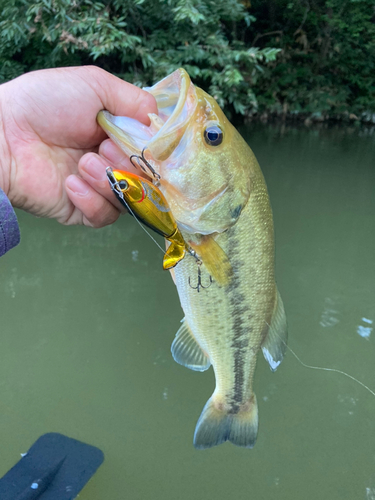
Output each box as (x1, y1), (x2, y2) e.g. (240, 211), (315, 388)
(193, 395), (258, 449)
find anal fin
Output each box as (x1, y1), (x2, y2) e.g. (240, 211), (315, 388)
(261, 288), (288, 372)
(171, 318), (211, 372)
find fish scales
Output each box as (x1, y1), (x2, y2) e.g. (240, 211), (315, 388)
(98, 68), (287, 449)
(174, 153), (276, 416)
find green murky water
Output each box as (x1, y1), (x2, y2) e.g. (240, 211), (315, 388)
(0, 124), (374, 499)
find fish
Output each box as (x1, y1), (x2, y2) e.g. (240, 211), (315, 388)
(106, 166), (187, 270)
(97, 68), (288, 449)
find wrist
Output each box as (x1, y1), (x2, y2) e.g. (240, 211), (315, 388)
(0, 84), (12, 199)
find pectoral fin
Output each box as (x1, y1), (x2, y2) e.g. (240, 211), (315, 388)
(171, 319), (211, 372)
(261, 288), (288, 372)
(189, 236), (232, 286)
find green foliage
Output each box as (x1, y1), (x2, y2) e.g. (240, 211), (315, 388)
(0, 0), (374, 120)
(250, 0), (375, 120)
(0, 0), (278, 117)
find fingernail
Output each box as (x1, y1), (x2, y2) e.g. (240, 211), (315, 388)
(82, 157), (106, 181)
(100, 141), (127, 165)
(66, 176), (89, 195)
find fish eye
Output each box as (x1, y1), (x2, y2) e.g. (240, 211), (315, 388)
(204, 126), (223, 146)
(118, 180), (128, 190)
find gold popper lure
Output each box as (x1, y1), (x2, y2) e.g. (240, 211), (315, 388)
(106, 167), (188, 270)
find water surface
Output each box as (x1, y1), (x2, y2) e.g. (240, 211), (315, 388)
(0, 124), (374, 499)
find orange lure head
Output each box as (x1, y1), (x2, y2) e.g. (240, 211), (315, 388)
(106, 167), (187, 270)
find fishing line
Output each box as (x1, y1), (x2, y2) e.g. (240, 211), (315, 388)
(127, 205), (200, 271)
(283, 341), (375, 398)
(125, 202), (166, 255)
(266, 321), (375, 398)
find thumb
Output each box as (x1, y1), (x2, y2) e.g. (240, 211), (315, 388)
(82, 66), (157, 125)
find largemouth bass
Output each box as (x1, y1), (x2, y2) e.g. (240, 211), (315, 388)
(98, 68), (287, 449)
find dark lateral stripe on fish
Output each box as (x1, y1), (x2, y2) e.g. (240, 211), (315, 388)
(227, 233), (251, 414)
(229, 291), (251, 412)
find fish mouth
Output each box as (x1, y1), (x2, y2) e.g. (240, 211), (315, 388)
(97, 68), (197, 168)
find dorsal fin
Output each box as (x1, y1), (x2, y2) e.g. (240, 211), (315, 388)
(171, 319), (211, 372)
(261, 288), (288, 372)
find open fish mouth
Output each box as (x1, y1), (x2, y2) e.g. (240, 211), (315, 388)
(97, 68), (197, 169)
(98, 68), (249, 236)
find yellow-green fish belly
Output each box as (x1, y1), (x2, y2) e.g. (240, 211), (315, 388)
(174, 163), (276, 413)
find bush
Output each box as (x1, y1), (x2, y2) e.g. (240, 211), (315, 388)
(250, 0), (375, 121)
(0, 0), (374, 121)
(0, 0), (279, 117)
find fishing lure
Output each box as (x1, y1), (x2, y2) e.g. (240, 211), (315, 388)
(106, 167), (188, 270)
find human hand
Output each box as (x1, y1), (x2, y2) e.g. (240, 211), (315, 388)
(0, 66), (157, 226)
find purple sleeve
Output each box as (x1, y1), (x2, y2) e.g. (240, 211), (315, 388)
(0, 187), (20, 256)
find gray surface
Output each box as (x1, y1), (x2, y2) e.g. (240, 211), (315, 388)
(0, 124), (374, 499)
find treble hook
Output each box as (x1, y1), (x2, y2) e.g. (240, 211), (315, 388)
(130, 147), (161, 181)
(188, 262), (213, 293)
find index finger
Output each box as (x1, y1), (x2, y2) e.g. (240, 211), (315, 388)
(84, 66), (157, 125)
